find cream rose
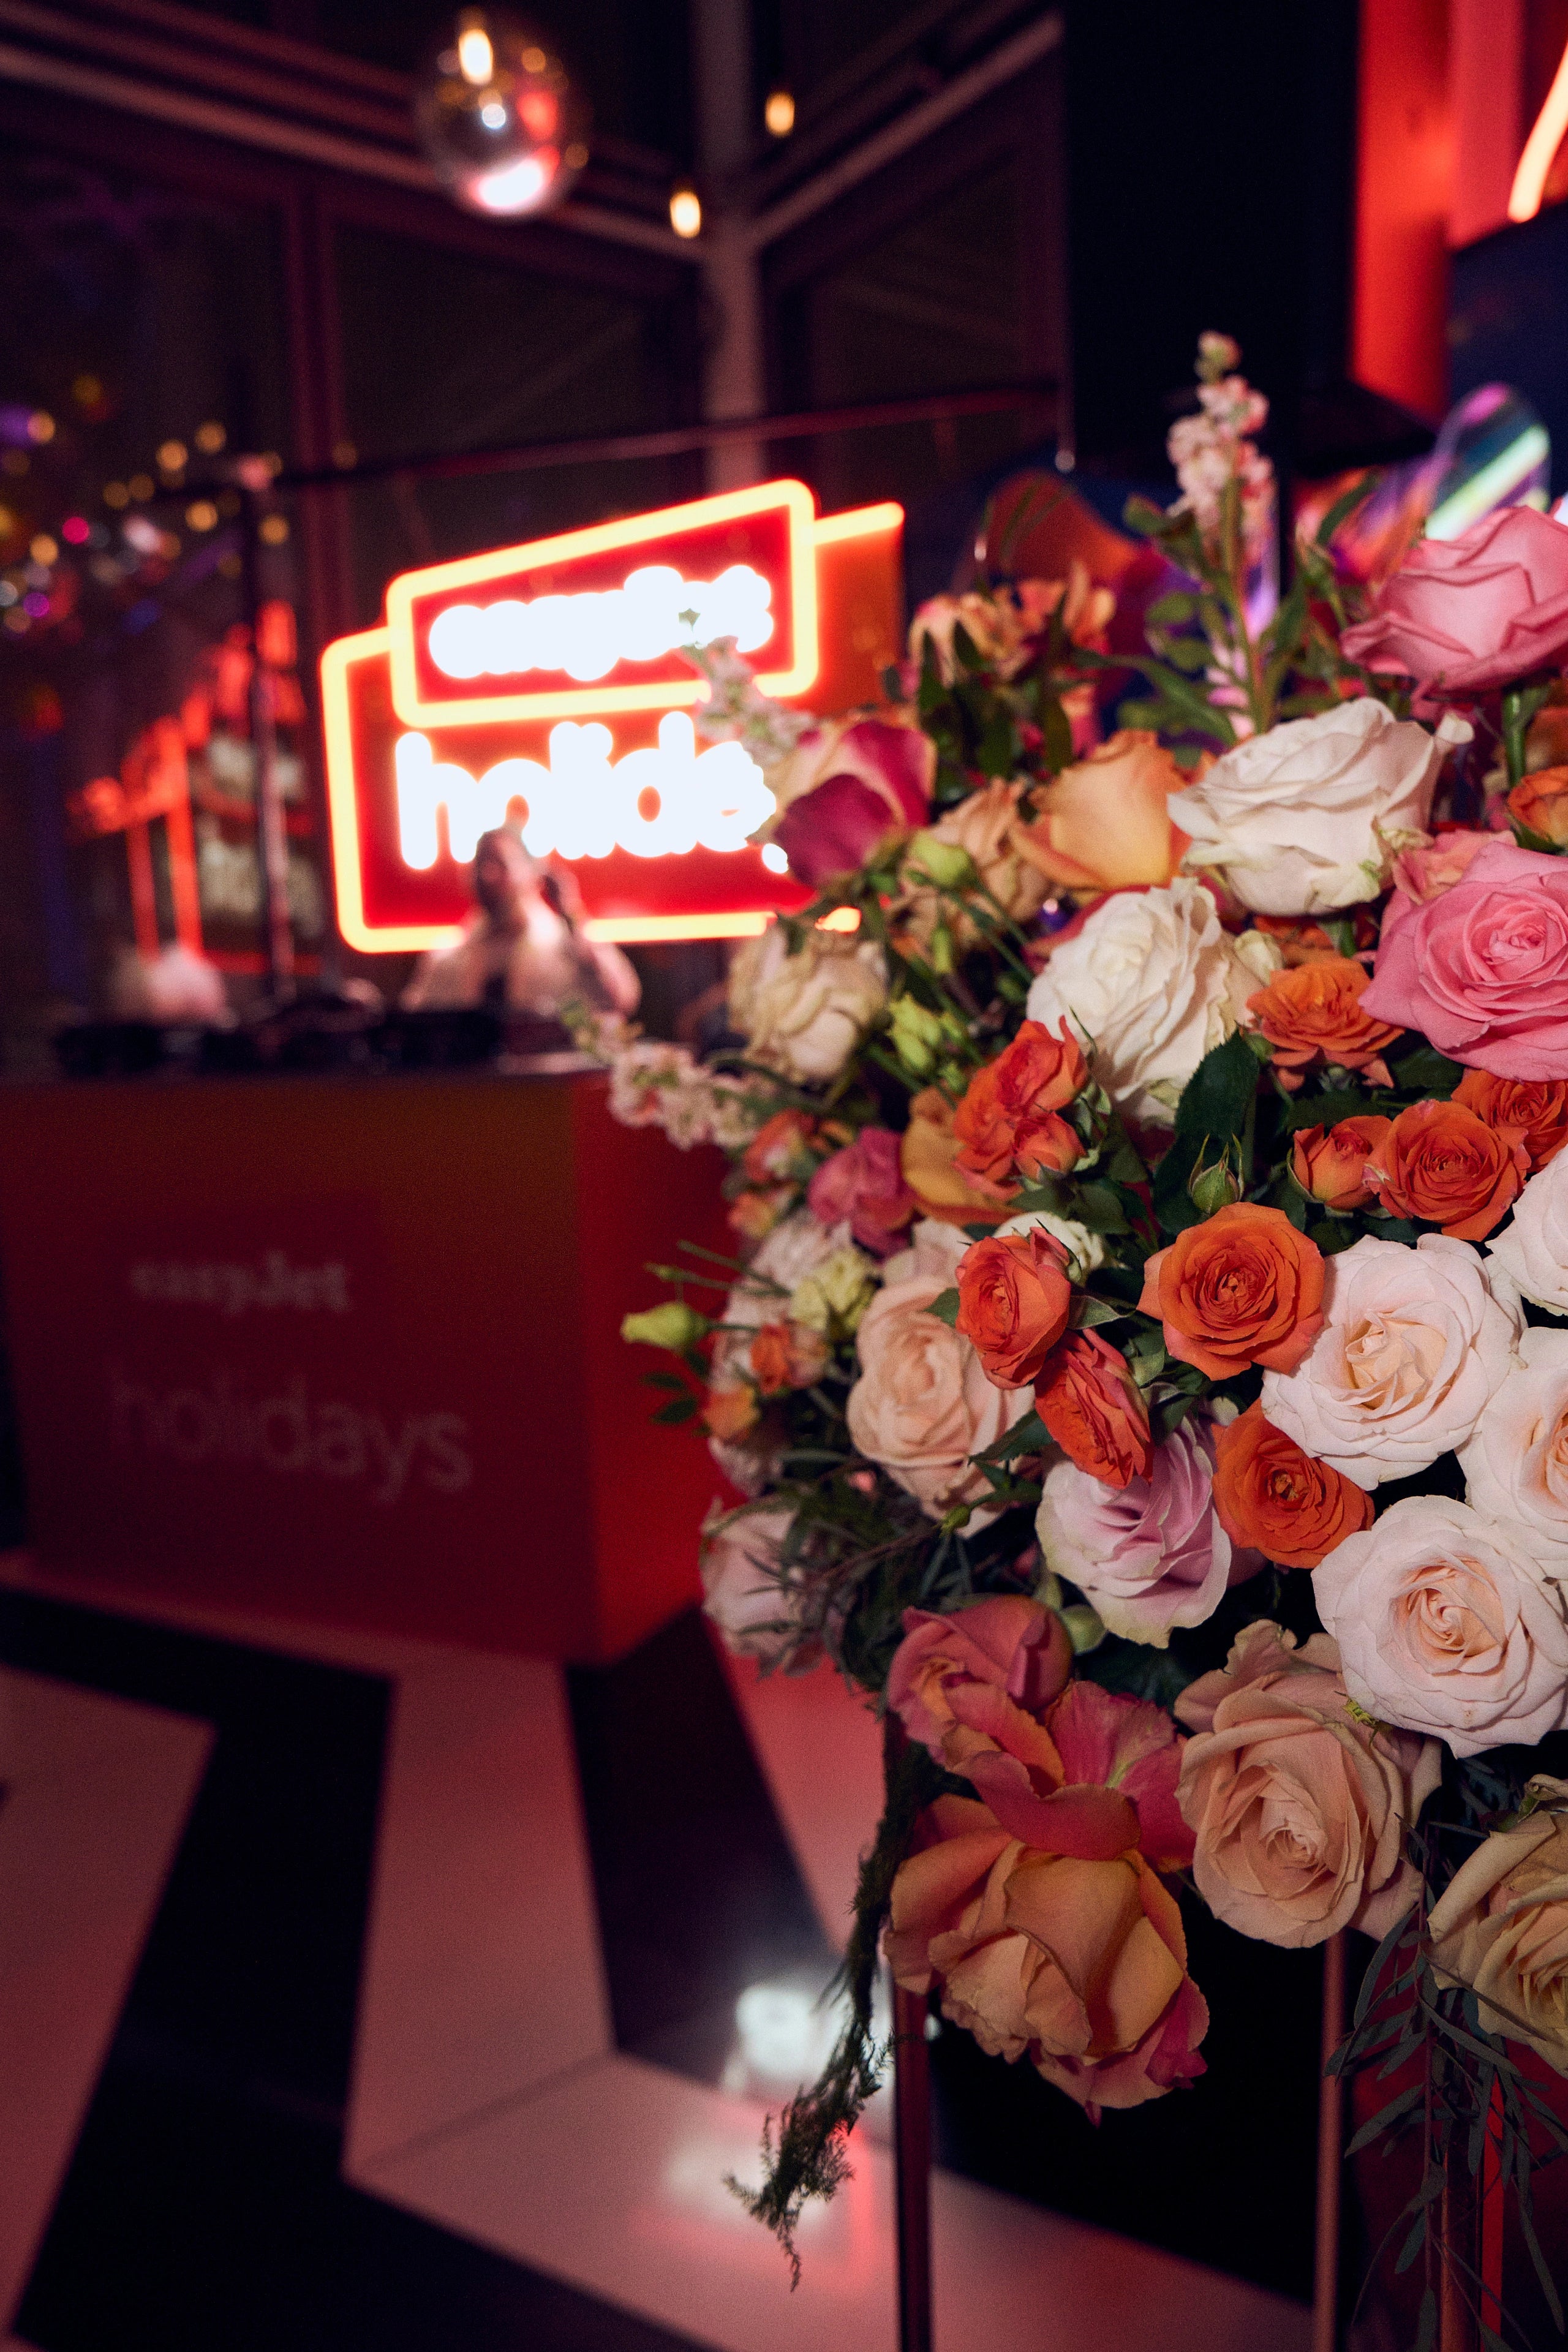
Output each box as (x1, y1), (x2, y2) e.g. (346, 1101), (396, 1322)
(729, 924), (888, 1085)
(700, 1504), (816, 1665)
(1488, 1149), (1568, 1314)
(996, 1206), (1107, 1281)
(1260, 1234), (1521, 1490)
(894, 778), (1049, 951)
(1168, 699), (1459, 916)
(1024, 877), (1281, 1126)
(846, 1219), (1034, 1526)
(1175, 1621), (1441, 1947)
(1313, 1496), (1568, 1755)
(1429, 1779), (1568, 2074)
(1460, 1327), (1568, 1581)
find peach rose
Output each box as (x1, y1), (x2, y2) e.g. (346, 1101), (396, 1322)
(1011, 729), (1188, 895)
(887, 1596), (1073, 1756)
(894, 778), (1050, 951)
(1314, 1496), (1568, 1755)
(1175, 1621), (1441, 1947)
(1210, 1402), (1373, 1569)
(1139, 1203), (1325, 1381)
(1364, 1098), (1529, 1241)
(955, 1227), (1073, 1388)
(1510, 765), (1568, 849)
(1392, 827), (1495, 907)
(846, 1218), (1035, 1525)
(1457, 1326), (1568, 1580)
(1453, 1069), (1568, 1174)
(900, 1087), (1016, 1227)
(1428, 1778), (1568, 2075)
(1291, 1115), (1392, 1212)
(886, 1681), (1205, 2120)
(1245, 957), (1403, 1091)
(952, 1019), (1088, 1188)
(1033, 1331), (1153, 1489)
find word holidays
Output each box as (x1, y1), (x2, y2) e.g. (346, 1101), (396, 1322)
(111, 1368), (470, 1505)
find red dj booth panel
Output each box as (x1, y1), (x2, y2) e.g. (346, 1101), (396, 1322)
(0, 1072), (728, 1662)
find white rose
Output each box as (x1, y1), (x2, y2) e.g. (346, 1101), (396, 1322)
(729, 924), (888, 1085)
(1459, 1326), (1568, 1581)
(1314, 1496), (1568, 1756)
(1168, 699), (1458, 916)
(1261, 1234), (1521, 1490)
(846, 1219), (1033, 1527)
(996, 1207), (1106, 1280)
(700, 1504), (816, 1665)
(1023, 876), (1281, 1126)
(1488, 1150), (1568, 1314)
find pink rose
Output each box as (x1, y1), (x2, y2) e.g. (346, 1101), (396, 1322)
(1314, 1495), (1568, 1756)
(1035, 1413), (1265, 1648)
(770, 717), (934, 887)
(1390, 827), (1494, 907)
(1360, 840), (1568, 1080)
(887, 1596), (1072, 1756)
(1340, 507), (1568, 695)
(1175, 1621), (1441, 1947)
(806, 1126), (917, 1257)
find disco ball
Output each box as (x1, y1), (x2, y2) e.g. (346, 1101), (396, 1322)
(414, 10), (589, 218)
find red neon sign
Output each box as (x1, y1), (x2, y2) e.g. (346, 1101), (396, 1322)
(322, 481), (902, 950)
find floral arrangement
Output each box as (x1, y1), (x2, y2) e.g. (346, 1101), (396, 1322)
(605, 336), (1568, 2333)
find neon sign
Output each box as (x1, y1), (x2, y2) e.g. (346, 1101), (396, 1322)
(322, 481), (902, 949)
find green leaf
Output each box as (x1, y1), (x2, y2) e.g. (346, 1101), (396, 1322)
(1175, 1031), (1263, 1148)
(642, 1370), (690, 1392)
(925, 1287), (960, 1327)
(1391, 1046), (1463, 1098)
(652, 1394), (699, 1425)
(1510, 816), (1566, 857)
(1071, 1181), (1132, 1235)
(1346, 2081), (1423, 2155)
(1280, 1088), (1381, 1133)
(971, 1408), (1048, 1464)
(1316, 469), (1379, 548)
(1145, 590), (1197, 627)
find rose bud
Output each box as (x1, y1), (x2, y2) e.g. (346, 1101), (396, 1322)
(955, 1227), (1072, 1388)
(1290, 1116), (1391, 1213)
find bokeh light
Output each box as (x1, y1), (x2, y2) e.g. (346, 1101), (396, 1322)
(414, 10), (589, 218)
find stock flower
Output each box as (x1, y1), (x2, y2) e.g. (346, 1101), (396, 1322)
(1340, 505), (1568, 695)
(887, 1596), (1074, 1757)
(1261, 1234), (1521, 1488)
(1459, 1327), (1568, 1580)
(1210, 1403), (1373, 1569)
(1175, 1621), (1440, 1947)
(846, 1219), (1035, 1526)
(1169, 699), (1450, 915)
(952, 1019), (1088, 1187)
(769, 715), (934, 888)
(1314, 1496), (1568, 1755)
(1363, 1098), (1529, 1241)
(900, 1087), (1017, 1226)
(955, 1227), (1072, 1388)
(699, 1505), (816, 1665)
(1024, 877), (1281, 1127)
(885, 1681), (1205, 2120)
(1362, 841), (1568, 1081)
(1291, 1116), (1392, 1212)
(1245, 957), (1403, 1090)
(1037, 1412), (1263, 1646)
(1488, 1148), (1568, 1313)
(1139, 1204), (1325, 1381)
(1510, 764), (1568, 848)
(892, 779), (1050, 952)
(729, 924), (889, 1084)
(1453, 1069), (1568, 1172)
(1010, 730), (1188, 896)
(1033, 1332), (1153, 1490)
(806, 1126), (917, 1256)
(1428, 1779), (1568, 2074)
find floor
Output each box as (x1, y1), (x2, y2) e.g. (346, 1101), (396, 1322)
(0, 1550), (1321, 2351)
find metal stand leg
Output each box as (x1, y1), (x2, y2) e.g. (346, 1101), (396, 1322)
(1313, 1931), (1346, 2352)
(893, 1975), (933, 2352)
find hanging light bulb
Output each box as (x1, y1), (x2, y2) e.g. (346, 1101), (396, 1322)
(414, 9), (589, 217)
(669, 182), (702, 239)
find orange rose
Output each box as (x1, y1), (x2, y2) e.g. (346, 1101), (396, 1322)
(703, 1383), (759, 1442)
(1139, 1204), (1325, 1381)
(1252, 910), (1378, 967)
(1034, 1331), (1153, 1489)
(1365, 1098), (1529, 1242)
(741, 1108), (816, 1186)
(1290, 1115), (1392, 1212)
(1245, 957), (1403, 1092)
(955, 1229), (1072, 1389)
(1509, 764), (1568, 848)
(952, 1020), (1088, 1188)
(1453, 1069), (1568, 1174)
(900, 1087), (1016, 1226)
(1011, 728), (1188, 896)
(1210, 1401), (1373, 1569)
(748, 1321), (829, 1395)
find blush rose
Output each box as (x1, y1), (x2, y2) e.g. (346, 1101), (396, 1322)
(1360, 839), (1568, 1082)
(1313, 1495), (1568, 1755)
(1011, 729), (1188, 896)
(1458, 1326), (1568, 1581)
(1340, 505), (1568, 695)
(1175, 1621), (1441, 1947)
(1488, 1148), (1568, 1313)
(1428, 1779), (1568, 2076)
